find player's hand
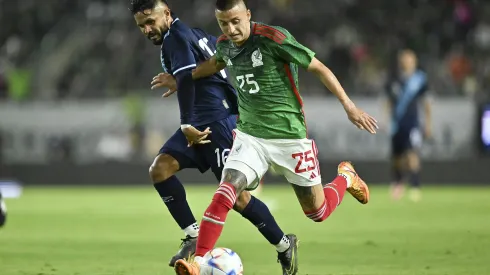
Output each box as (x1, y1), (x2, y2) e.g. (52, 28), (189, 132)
(182, 126), (212, 147)
(344, 104), (378, 134)
(151, 73), (177, 97)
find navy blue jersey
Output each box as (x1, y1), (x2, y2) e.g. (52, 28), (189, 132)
(386, 70), (429, 135)
(160, 18), (238, 126)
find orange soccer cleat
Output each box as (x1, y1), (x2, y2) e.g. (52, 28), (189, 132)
(174, 259), (200, 275)
(338, 161), (370, 204)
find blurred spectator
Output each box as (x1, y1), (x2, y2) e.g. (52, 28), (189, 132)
(0, 0), (489, 98)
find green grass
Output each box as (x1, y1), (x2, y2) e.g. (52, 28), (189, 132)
(1, 185), (490, 275)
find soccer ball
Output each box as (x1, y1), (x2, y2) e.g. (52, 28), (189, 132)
(200, 247), (243, 275)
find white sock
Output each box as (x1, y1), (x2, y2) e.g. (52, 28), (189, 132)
(339, 173), (352, 188)
(183, 223), (199, 238)
(275, 235), (291, 253)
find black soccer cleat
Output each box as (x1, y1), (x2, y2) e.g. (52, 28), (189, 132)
(0, 192), (6, 227)
(277, 234), (299, 275)
(169, 235), (197, 267)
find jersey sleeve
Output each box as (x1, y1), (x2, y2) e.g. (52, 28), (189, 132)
(263, 26), (315, 69)
(164, 31), (197, 75)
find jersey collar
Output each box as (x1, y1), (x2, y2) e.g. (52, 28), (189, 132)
(162, 16), (180, 41)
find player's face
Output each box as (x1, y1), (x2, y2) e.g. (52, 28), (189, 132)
(215, 5), (251, 46)
(134, 7), (171, 45)
(398, 52), (417, 74)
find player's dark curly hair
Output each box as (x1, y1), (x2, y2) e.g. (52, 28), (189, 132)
(215, 0), (247, 11)
(129, 0), (168, 14)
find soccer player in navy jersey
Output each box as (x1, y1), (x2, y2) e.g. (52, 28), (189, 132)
(129, 0), (298, 271)
(386, 49), (432, 202)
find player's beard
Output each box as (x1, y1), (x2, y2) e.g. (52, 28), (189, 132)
(148, 32), (163, 45)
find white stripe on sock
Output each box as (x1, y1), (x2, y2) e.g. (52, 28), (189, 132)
(202, 216), (225, 225)
(218, 184), (237, 205)
(307, 202), (327, 221)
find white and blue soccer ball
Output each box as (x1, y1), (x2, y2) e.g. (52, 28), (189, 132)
(200, 247), (244, 275)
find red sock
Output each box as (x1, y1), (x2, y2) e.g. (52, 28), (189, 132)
(195, 182), (236, 257)
(305, 175), (347, 222)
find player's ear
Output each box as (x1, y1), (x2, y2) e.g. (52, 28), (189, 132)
(246, 9), (251, 21)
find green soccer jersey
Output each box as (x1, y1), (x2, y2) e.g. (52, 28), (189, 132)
(215, 22), (315, 139)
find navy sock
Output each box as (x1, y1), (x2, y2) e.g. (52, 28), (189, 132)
(409, 171), (421, 188)
(154, 176), (196, 231)
(241, 196), (284, 245)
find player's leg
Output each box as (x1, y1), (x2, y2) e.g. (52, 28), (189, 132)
(174, 130), (272, 275)
(406, 128), (424, 202)
(201, 116), (290, 255)
(390, 132), (407, 200)
(0, 191), (6, 227)
(290, 161), (368, 219)
(151, 129), (205, 266)
(272, 138), (369, 222)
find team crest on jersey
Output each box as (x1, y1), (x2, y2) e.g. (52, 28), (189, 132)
(251, 48), (263, 67)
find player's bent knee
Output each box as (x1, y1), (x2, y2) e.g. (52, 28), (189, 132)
(292, 184), (328, 222)
(406, 151), (420, 171)
(149, 154), (180, 183)
(233, 191), (251, 212)
(221, 167), (252, 194)
(393, 156), (404, 170)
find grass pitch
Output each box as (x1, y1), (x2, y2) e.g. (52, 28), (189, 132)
(1, 185), (489, 275)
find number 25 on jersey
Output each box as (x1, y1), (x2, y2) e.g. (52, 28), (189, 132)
(236, 74), (260, 94)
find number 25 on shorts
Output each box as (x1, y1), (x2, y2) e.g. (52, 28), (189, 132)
(292, 150), (317, 173)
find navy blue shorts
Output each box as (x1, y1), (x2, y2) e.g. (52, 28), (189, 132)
(391, 127), (423, 156)
(159, 115), (236, 180)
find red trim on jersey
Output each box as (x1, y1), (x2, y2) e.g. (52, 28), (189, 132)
(283, 64), (303, 106)
(254, 24), (286, 44)
(252, 22), (257, 35)
(284, 64), (308, 137)
(257, 24), (286, 39)
(217, 34), (229, 43)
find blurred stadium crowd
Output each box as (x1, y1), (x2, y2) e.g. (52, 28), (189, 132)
(0, 0), (489, 100)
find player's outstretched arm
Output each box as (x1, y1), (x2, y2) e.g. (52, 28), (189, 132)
(192, 56), (226, 80)
(150, 56), (227, 97)
(307, 58), (378, 134)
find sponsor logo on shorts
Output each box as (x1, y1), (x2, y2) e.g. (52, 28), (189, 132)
(230, 144), (242, 156)
(310, 172), (317, 180)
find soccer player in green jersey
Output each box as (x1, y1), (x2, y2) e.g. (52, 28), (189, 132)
(170, 0), (378, 274)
